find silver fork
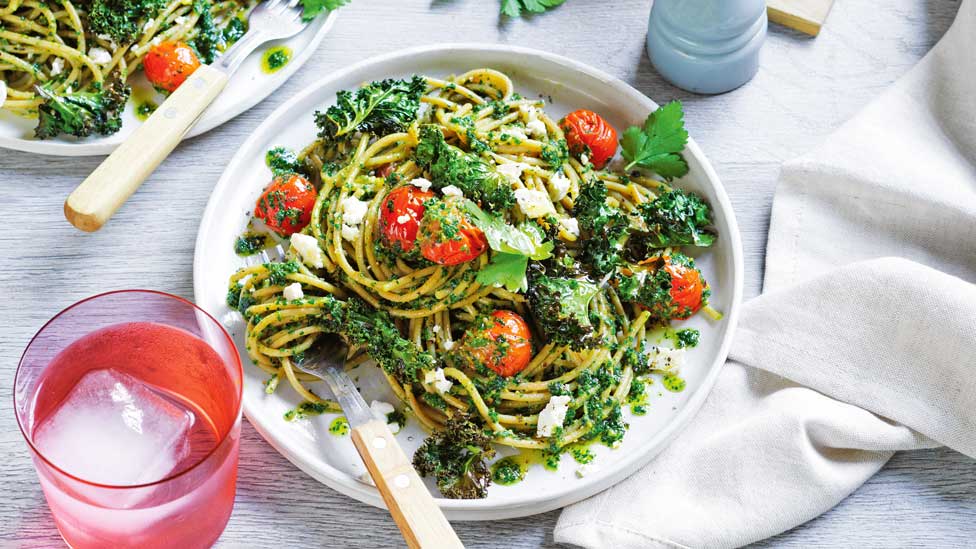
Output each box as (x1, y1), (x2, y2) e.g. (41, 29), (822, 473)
(292, 335), (464, 549)
(66, 0), (314, 232)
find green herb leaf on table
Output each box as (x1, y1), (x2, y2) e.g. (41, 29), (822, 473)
(500, 0), (566, 17)
(620, 100), (689, 179)
(300, 0), (350, 21)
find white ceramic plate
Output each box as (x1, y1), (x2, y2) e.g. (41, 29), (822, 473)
(193, 44), (743, 520)
(0, 11), (337, 157)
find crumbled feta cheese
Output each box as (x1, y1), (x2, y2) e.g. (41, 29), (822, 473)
(409, 177), (432, 192)
(173, 15), (188, 26)
(142, 18), (156, 32)
(559, 216), (580, 237)
(238, 274), (253, 287)
(537, 395), (572, 438)
(388, 422), (401, 434)
(370, 400), (395, 421)
(496, 162), (528, 182)
(87, 47), (112, 65)
(50, 57), (65, 76)
(441, 185), (464, 198)
(282, 283), (304, 301)
(431, 325), (441, 333)
(396, 214), (411, 224)
(648, 346), (686, 371)
(442, 340), (455, 351)
(514, 188), (557, 218)
(525, 119), (547, 138)
(96, 33), (112, 41)
(290, 233), (324, 268)
(341, 196), (369, 226)
(580, 153), (589, 165)
(576, 462), (600, 478)
(503, 126), (529, 141)
(548, 172), (571, 201)
(424, 368), (453, 394)
(340, 223), (361, 242)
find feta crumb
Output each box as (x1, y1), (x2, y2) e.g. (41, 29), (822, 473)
(514, 188), (557, 218)
(388, 422), (401, 434)
(424, 368), (453, 394)
(87, 47), (112, 65)
(238, 274), (252, 287)
(50, 57), (65, 76)
(431, 325), (441, 333)
(441, 185), (464, 198)
(340, 223), (361, 242)
(497, 162), (528, 182)
(548, 172), (571, 201)
(370, 400), (395, 421)
(537, 395), (572, 437)
(580, 153), (589, 165)
(648, 346), (686, 371)
(290, 233), (324, 268)
(525, 119), (547, 138)
(559, 216), (580, 237)
(173, 15), (188, 26)
(576, 462), (600, 478)
(142, 18), (156, 32)
(503, 126), (529, 141)
(409, 177), (432, 192)
(282, 283), (304, 301)
(96, 33), (112, 41)
(341, 196), (369, 226)
(396, 214), (411, 224)
(442, 340), (455, 351)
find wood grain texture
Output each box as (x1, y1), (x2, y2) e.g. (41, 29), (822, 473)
(767, 0), (836, 36)
(0, 1), (971, 547)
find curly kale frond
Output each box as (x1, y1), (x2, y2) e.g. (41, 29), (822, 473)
(83, 0), (167, 43)
(635, 189), (715, 250)
(412, 411), (496, 499)
(614, 253), (708, 322)
(573, 178), (630, 275)
(34, 77), (130, 139)
(315, 76), (426, 143)
(527, 270), (600, 351)
(414, 125), (516, 211)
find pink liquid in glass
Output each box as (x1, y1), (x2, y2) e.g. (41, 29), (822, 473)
(21, 317), (241, 548)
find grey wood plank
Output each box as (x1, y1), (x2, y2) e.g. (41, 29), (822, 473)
(0, 0), (970, 547)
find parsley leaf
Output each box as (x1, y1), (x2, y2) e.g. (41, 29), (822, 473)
(463, 200), (553, 260)
(500, 0), (565, 17)
(476, 252), (530, 292)
(301, 0), (350, 21)
(620, 100), (689, 179)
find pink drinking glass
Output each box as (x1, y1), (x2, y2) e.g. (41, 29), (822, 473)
(14, 290), (243, 549)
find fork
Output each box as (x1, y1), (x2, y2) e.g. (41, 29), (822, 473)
(293, 336), (464, 549)
(65, 0), (312, 232)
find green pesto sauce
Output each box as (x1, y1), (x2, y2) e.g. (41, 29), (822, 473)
(491, 456), (525, 486)
(234, 231), (274, 256)
(261, 46), (292, 74)
(329, 416), (350, 436)
(135, 100), (157, 121)
(663, 373), (686, 393)
(131, 87), (159, 121)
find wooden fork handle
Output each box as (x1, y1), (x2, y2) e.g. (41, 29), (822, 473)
(64, 65), (229, 232)
(351, 420), (464, 549)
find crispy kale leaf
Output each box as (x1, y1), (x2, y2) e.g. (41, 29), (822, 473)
(527, 271), (600, 350)
(620, 100), (689, 179)
(34, 78), (130, 139)
(573, 178), (630, 276)
(415, 125), (516, 211)
(300, 0), (350, 21)
(82, 0), (166, 43)
(315, 76), (426, 143)
(635, 189), (715, 249)
(265, 146), (307, 177)
(500, 0), (565, 17)
(413, 411), (496, 499)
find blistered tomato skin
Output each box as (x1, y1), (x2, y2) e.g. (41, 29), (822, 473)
(379, 185), (435, 253)
(663, 256), (707, 320)
(143, 41), (201, 93)
(461, 310), (533, 377)
(560, 109), (618, 169)
(417, 198), (488, 266)
(253, 174), (318, 236)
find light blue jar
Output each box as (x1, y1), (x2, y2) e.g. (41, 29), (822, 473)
(646, 0), (767, 94)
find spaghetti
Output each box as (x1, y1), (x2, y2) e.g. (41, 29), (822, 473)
(228, 69), (717, 481)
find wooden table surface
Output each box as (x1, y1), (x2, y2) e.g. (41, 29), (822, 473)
(2, 0), (973, 547)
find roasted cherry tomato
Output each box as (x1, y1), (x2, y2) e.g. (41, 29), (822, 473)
(661, 255), (707, 320)
(460, 310), (533, 377)
(143, 41), (200, 92)
(254, 174), (317, 236)
(380, 185), (434, 253)
(560, 109), (618, 169)
(417, 198), (487, 266)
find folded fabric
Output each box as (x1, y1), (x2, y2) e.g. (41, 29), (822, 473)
(555, 0), (975, 546)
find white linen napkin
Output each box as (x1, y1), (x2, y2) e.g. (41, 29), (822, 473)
(555, 0), (976, 546)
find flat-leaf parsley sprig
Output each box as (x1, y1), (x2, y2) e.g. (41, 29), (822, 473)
(500, 0), (566, 18)
(300, 0), (351, 21)
(620, 100), (690, 180)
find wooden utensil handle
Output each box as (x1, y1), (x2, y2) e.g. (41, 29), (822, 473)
(351, 420), (464, 549)
(64, 65), (229, 232)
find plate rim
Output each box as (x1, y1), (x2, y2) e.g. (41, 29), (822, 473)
(0, 10), (338, 157)
(193, 42), (744, 520)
